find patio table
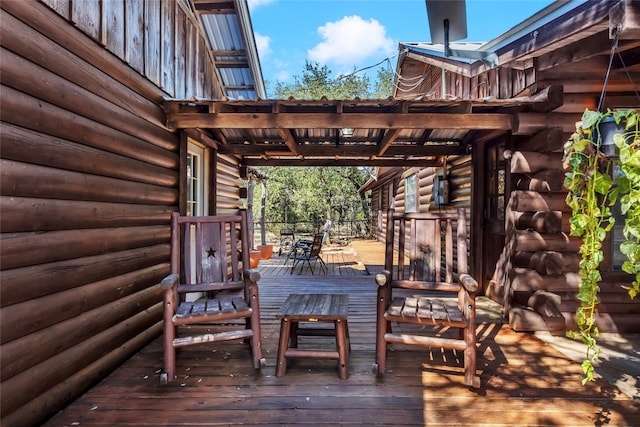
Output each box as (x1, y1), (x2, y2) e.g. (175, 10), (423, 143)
(275, 293), (350, 379)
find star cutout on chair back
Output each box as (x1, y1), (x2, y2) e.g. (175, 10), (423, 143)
(206, 247), (217, 258)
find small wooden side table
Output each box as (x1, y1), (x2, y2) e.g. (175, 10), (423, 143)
(275, 293), (349, 379)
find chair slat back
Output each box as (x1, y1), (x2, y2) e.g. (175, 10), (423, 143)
(385, 209), (467, 285)
(170, 211), (249, 285)
(308, 233), (324, 257)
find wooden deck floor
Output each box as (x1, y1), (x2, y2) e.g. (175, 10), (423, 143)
(256, 245), (369, 277)
(43, 243), (639, 427)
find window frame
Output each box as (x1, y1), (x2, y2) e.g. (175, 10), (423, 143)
(405, 173), (418, 213)
(186, 141), (209, 217)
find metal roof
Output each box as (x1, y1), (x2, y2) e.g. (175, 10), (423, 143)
(399, 0), (592, 69)
(192, 0), (266, 100)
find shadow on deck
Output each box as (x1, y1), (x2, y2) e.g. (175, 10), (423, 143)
(43, 240), (639, 426)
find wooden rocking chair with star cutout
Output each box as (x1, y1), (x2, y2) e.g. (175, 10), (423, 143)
(160, 211), (265, 383)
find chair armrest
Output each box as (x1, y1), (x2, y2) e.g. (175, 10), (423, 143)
(244, 269), (261, 283)
(375, 270), (392, 287)
(459, 273), (478, 293)
(161, 273), (180, 290)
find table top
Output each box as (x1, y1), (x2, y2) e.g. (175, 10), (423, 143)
(276, 293), (348, 320)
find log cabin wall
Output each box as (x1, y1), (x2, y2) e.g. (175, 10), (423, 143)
(366, 155), (473, 273)
(490, 144), (580, 333)
(0, 1), (238, 425)
(216, 152), (243, 214)
(393, 0), (640, 333)
(441, 57), (640, 333)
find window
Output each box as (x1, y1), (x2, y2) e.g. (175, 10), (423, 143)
(185, 142), (209, 301)
(486, 143), (506, 221)
(405, 174), (417, 213)
(187, 142), (208, 216)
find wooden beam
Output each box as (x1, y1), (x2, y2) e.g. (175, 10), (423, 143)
(193, 0), (236, 14)
(495, 0), (611, 65)
(417, 129), (434, 146)
(184, 129), (219, 150)
(404, 50), (473, 77)
(540, 78), (640, 94)
(513, 113), (577, 135)
(222, 85), (254, 91)
(209, 49), (247, 57)
(376, 128), (402, 157)
(535, 31), (621, 72)
(214, 60), (249, 68)
(167, 112), (514, 131)
(278, 129), (298, 155)
(242, 158), (441, 167)
(501, 85), (564, 113)
(217, 143), (465, 157)
(514, 127), (564, 153)
(610, 0), (640, 39)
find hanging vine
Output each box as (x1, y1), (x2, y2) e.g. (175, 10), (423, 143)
(563, 108), (639, 384)
(614, 110), (640, 298)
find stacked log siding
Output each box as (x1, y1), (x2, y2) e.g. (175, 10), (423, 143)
(370, 0), (640, 333)
(0, 1), (234, 425)
(496, 145), (578, 332)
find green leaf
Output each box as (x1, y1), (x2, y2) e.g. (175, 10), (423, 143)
(582, 109), (603, 129)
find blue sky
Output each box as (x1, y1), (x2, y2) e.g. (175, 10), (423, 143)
(248, 0), (556, 95)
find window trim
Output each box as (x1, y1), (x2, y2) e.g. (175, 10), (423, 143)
(405, 173), (418, 213)
(187, 141), (209, 217)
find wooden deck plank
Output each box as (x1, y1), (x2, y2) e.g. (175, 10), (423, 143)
(42, 247), (639, 426)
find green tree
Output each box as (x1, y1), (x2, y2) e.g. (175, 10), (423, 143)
(256, 61), (393, 239)
(270, 61), (392, 100)
(254, 166), (369, 238)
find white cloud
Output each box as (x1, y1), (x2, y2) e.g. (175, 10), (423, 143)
(254, 32), (272, 58)
(274, 70), (290, 82)
(247, 0), (275, 11)
(307, 16), (395, 67)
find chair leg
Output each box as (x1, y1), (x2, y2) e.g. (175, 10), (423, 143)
(163, 325), (176, 383)
(374, 290), (389, 375)
(464, 326), (480, 387)
(318, 257), (327, 274)
(375, 321), (388, 374)
(300, 259), (312, 275)
(249, 302), (264, 370)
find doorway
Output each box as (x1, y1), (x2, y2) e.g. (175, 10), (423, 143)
(482, 141), (507, 293)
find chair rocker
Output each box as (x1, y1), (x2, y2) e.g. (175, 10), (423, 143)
(160, 211), (265, 383)
(373, 208), (480, 387)
(290, 233), (327, 275)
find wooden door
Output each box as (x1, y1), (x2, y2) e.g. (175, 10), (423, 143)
(482, 142), (507, 291)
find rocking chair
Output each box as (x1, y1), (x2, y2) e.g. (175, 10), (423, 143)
(160, 211), (265, 383)
(373, 208), (480, 387)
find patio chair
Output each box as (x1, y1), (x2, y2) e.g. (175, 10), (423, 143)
(284, 219), (332, 263)
(373, 208), (480, 387)
(290, 233), (327, 275)
(160, 211), (265, 383)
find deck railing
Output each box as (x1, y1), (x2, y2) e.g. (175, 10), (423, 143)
(252, 220), (371, 248)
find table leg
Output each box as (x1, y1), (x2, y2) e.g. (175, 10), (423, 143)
(290, 321), (299, 348)
(335, 318), (349, 379)
(276, 319), (291, 377)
